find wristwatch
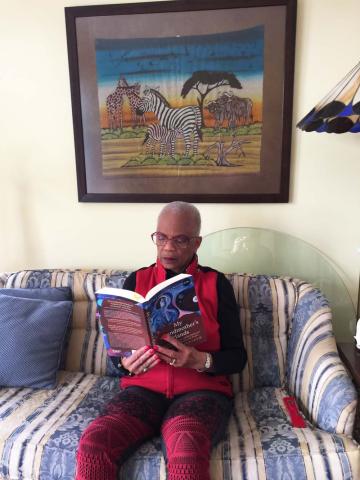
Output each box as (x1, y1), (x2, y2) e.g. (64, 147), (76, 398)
(204, 352), (212, 370)
(197, 352), (212, 372)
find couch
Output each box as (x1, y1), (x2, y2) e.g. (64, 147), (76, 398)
(0, 268), (359, 480)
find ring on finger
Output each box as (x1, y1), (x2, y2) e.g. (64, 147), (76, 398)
(142, 366), (148, 373)
(169, 358), (176, 366)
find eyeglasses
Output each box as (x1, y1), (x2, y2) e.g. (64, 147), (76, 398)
(151, 232), (199, 249)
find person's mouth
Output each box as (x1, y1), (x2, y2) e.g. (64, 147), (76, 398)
(162, 256), (178, 264)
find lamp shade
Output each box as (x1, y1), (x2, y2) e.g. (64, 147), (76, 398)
(297, 61), (360, 133)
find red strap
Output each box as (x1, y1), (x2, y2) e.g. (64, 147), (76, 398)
(283, 396), (306, 428)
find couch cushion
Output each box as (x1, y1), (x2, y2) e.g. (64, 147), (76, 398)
(208, 387), (359, 479)
(0, 287), (72, 301)
(228, 275), (298, 393)
(0, 289), (73, 389)
(0, 372), (121, 480)
(1, 379), (359, 480)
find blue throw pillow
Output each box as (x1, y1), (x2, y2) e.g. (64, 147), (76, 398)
(0, 287), (72, 301)
(0, 288), (73, 389)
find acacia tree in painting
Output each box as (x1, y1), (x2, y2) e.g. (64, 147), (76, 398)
(181, 71), (242, 127)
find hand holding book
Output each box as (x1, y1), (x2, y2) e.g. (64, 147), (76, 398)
(120, 345), (160, 376)
(154, 334), (211, 371)
(119, 335), (210, 375)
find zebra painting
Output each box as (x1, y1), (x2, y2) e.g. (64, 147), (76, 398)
(143, 124), (182, 158)
(136, 87), (202, 157)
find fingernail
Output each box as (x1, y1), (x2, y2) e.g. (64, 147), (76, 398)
(144, 345), (151, 351)
(153, 345), (159, 351)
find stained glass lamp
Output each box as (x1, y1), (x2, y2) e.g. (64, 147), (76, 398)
(297, 61), (360, 133)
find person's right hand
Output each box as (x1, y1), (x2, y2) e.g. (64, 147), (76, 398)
(121, 346), (160, 375)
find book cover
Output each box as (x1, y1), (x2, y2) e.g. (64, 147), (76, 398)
(96, 273), (206, 356)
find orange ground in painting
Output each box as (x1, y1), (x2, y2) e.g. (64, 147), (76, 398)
(101, 133), (261, 177)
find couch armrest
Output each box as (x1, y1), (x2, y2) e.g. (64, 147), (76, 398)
(0, 272), (9, 288)
(286, 282), (357, 435)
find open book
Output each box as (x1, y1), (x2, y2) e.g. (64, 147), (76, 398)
(95, 273), (206, 356)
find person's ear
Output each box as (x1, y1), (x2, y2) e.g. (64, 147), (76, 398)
(194, 236), (202, 250)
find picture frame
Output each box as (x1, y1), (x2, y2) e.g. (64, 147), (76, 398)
(65, 0), (297, 203)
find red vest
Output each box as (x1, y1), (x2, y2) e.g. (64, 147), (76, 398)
(121, 257), (233, 398)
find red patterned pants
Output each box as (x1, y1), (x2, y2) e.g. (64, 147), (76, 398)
(75, 387), (232, 480)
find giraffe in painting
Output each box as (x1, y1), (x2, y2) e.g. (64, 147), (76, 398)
(106, 79), (126, 131)
(120, 77), (146, 127)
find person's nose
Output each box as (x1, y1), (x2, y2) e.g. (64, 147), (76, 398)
(162, 238), (177, 250)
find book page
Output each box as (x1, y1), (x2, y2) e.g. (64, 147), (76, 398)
(96, 287), (145, 303)
(98, 297), (151, 354)
(145, 273), (191, 301)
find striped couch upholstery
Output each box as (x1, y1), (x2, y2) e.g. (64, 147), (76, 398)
(0, 269), (359, 479)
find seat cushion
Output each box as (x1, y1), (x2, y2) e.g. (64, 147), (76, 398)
(0, 372), (163, 480)
(1, 380), (359, 480)
(214, 387), (360, 480)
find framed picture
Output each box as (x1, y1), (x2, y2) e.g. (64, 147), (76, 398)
(65, 0), (297, 203)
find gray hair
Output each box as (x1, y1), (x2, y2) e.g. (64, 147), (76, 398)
(158, 201), (201, 235)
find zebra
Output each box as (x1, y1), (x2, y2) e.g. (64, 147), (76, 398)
(136, 87), (202, 157)
(143, 124), (182, 157)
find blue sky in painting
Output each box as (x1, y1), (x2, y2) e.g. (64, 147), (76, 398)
(95, 26), (264, 88)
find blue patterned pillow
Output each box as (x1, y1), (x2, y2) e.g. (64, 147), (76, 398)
(0, 287), (72, 301)
(0, 288), (73, 389)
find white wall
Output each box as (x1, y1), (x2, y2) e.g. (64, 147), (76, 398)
(0, 0), (359, 335)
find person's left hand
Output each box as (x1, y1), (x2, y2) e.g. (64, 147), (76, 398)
(155, 334), (207, 370)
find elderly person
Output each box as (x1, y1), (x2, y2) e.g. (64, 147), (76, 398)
(76, 201), (247, 480)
